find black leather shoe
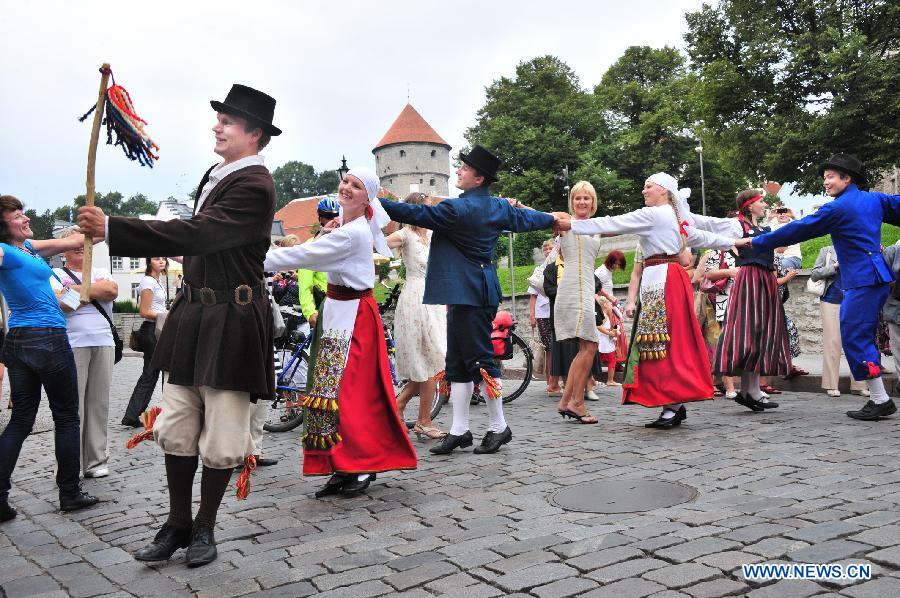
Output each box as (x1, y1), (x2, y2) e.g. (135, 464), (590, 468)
(341, 473), (376, 496)
(59, 489), (99, 512)
(761, 400), (779, 409)
(473, 426), (512, 454)
(121, 417), (142, 428)
(645, 409), (679, 429)
(255, 456), (278, 467)
(0, 498), (16, 522)
(670, 406), (687, 426)
(185, 526), (217, 568)
(734, 393), (766, 412)
(848, 399), (897, 421)
(133, 524), (191, 561)
(430, 431), (473, 455)
(314, 474), (348, 498)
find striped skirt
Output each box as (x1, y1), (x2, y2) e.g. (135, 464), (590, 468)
(714, 264), (791, 376)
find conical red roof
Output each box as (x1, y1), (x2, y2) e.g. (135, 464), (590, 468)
(373, 104), (450, 151)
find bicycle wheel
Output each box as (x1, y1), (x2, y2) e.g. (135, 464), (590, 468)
(264, 387), (304, 432)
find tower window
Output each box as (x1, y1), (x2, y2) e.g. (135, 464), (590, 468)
(399, 150), (406, 157)
(431, 150), (436, 157)
(419, 178), (424, 184)
(430, 178), (435, 186)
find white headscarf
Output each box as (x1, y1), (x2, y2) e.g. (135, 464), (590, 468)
(343, 166), (391, 257)
(647, 172), (694, 226)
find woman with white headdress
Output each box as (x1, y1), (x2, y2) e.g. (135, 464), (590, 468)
(264, 167), (417, 497)
(557, 173), (741, 428)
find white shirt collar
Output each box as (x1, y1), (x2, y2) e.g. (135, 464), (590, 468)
(209, 154), (265, 182)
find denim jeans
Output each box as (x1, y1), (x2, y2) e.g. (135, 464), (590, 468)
(781, 256), (802, 271)
(0, 327), (82, 499)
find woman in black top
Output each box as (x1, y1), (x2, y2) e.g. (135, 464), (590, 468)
(714, 189), (791, 411)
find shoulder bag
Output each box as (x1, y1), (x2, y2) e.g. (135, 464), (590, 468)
(63, 268), (123, 363)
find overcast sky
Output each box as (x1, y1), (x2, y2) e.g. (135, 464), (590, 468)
(3, 0), (822, 216)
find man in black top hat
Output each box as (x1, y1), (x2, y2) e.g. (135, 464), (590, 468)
(380, 145), (564, 455)
(737, 153), (900, 421)
(79, 84), (280, 567)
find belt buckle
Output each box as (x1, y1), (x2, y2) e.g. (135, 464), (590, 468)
(199, 287), (216, 307)
(234, 284), (253, 305)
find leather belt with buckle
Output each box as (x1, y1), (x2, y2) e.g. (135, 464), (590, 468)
(182, 282), (264, 306)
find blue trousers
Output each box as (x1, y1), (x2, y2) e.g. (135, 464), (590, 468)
(841, 285), (891, 381)
(0, 328), (82, 499)
(446, 304), (501, 383)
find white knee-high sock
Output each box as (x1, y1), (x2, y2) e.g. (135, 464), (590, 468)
(661, 403), (682, 419)
(485, 379), (507, 432)
(868, 377), (890, 404)
(449, 382), (474, 436)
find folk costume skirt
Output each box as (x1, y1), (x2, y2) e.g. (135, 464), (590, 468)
(302, 286), (417, 476)
(622, 263), (714, 408)
(714, 264), (791, 376)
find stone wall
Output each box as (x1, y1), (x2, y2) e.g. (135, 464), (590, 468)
(499, 270), (826, 356)
(113, 313), (144, 341)
(375, 142), (450, 197)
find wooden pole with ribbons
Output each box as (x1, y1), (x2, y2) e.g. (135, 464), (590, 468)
(81, 63), (111, 303)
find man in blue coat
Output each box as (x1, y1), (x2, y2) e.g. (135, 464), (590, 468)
(737, 154), (900, 421)
(380, 146), (562, 454)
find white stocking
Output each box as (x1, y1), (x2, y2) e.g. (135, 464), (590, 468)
(868, 376), (890, 404)
(746, 372), (764, 400)
(485, 379), (507, 432)
(449, 382), (474, 436)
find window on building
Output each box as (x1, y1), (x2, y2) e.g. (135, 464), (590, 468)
(130, 257), (142, 270)
(431, 150), (436, 157)
(399, 150), (406, 157)
(419, 178), (423, 184)
(131, 282), (141, 301)
(111, 256), (123, 271)
(430, 178), (435, 186)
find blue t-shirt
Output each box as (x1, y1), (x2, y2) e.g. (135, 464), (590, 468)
(0, 241), (66, 328)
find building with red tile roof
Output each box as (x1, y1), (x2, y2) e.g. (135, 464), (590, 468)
(373, 104), (452, 198)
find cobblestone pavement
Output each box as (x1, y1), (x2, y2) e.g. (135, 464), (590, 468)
(3, 355), (900, 597)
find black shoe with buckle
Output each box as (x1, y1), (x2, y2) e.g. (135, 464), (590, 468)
(315, 474), (349, 498)
(429, 431), (473, 455)
(847, 399), (897, 421)
(473, 426), (512, 454)
(734, 393), (766, 412)
(341, 473), (376, 497)
(133, 524), (191, 562)
(185, 526), (217, 568)
(59, 489), (100, 512)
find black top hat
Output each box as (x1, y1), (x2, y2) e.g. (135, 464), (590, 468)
(820, 153), (865, 185)
(459, 145), (502, 183)
(210, 84), (282, 136)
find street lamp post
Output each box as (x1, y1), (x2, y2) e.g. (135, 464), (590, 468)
(336, 155), (349, 182)
(695, 144), (706, 216)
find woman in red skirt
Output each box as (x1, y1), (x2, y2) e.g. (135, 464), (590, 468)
(264, 166), (417, 497)
(561, 173), (742, 428)
(714, 190), (792, 411)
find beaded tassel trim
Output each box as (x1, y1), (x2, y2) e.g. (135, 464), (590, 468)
(126, 406), (161, 449)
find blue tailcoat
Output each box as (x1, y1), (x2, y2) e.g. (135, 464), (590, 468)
(380, 188), (555, 307)
(753, 184), (900, 380)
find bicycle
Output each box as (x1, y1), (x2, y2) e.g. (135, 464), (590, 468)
(263, 307), (312, 432)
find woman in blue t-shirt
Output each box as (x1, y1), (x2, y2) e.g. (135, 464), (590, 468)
(0, 195), (100, 522)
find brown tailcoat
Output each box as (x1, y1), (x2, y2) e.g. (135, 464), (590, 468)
(108, 165), (276, 401)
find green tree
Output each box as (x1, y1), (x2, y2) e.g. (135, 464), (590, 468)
(120, 193), (158, 217)
(465, 55), (601, 212)
(73, 191), (124, 215)
(271, 161), (340, 209)
(684, 0), (900, 193)
(24, 209), (54, 239)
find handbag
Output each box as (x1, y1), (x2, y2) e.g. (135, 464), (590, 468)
(128, 326), (143, 352)
(699, 252), (728, 295)
(805, 249), (832, 296)
(63, 267), (123, 363)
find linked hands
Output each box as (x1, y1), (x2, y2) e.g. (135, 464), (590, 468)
(77, 206), (107, 242)
(552, 212), (571, 233)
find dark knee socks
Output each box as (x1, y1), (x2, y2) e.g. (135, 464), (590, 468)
(164, 454), (198, 530)
(194, 465), (233, 529)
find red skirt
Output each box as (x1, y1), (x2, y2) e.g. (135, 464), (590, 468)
(622, 264), (714, 407)
(714, 264), (791, 376)
(303, 296), (418, 476)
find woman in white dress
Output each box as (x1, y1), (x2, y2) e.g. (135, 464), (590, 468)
(264, 167), (416, 498)
(384, 193), (447, 440)
(558, 173), (741, 428)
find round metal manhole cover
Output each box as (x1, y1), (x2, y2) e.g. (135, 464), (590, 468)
(550, 479), (698, 513)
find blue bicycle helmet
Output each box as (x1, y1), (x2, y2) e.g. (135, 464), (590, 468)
(317, 197), (340, 218)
